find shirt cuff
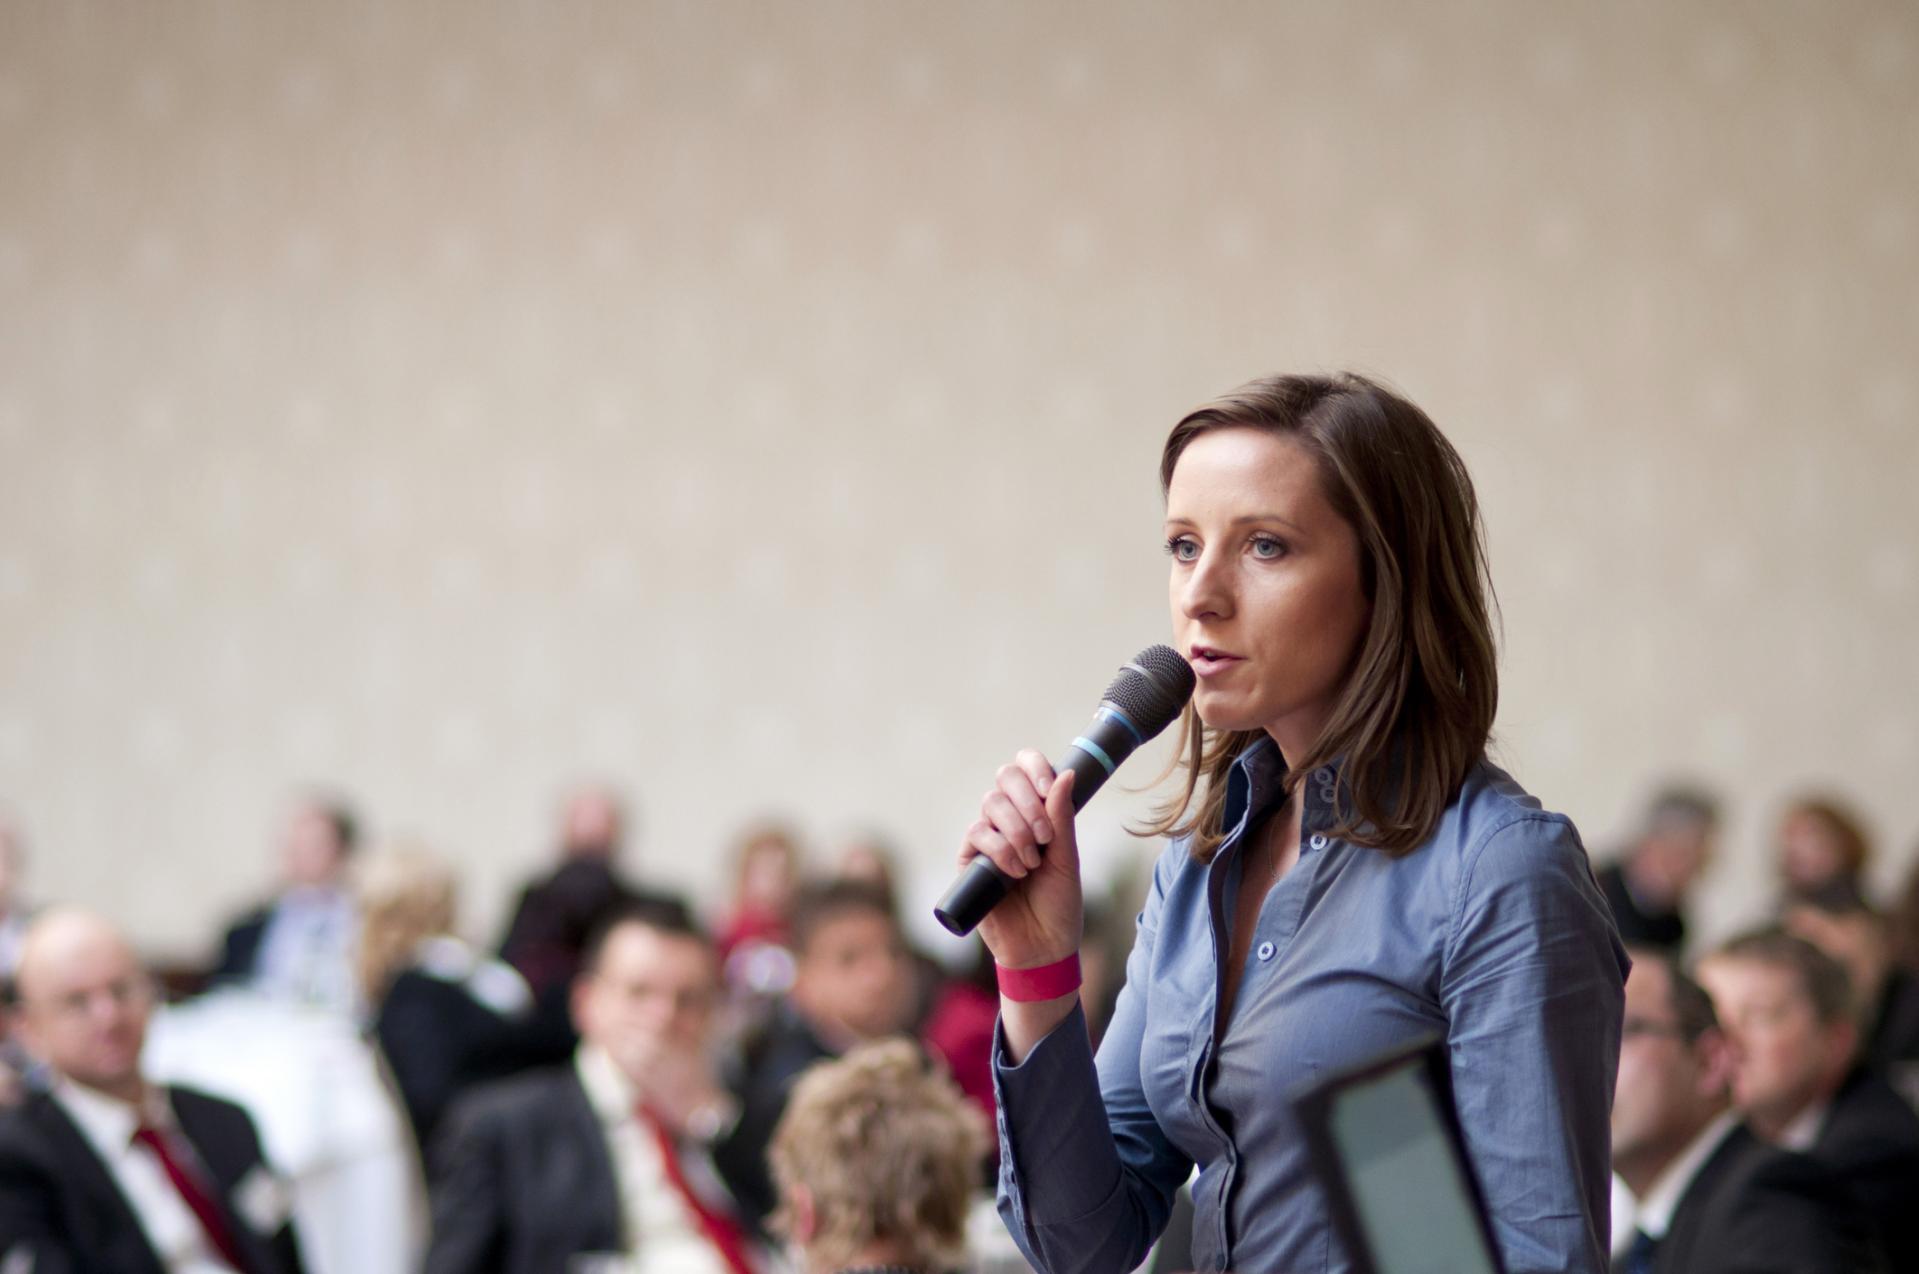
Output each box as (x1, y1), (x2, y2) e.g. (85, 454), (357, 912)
(993, 1001), (1121, 1224)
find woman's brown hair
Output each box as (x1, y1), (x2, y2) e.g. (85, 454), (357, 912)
(1146, 372), (1498, 861)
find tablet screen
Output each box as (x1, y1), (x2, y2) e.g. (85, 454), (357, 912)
(1324, 1057), (1500, 1274)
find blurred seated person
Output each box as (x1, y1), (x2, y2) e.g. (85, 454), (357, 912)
(1594, 785), (1718, 954)
(1697, 929), (1919, 1271)
(1609, 947), (1877, 1274)
(357, 843), (538, 1154)
(0, 813), (35, 1104)
(0, 811), (33, 980)
(1784, 885), (1919, 1072)
(0, 908), (307, 1273)
(1774, 794), (1871, 909)
(768, 1039), (986, 1274)
(717, 822), (804, 998)
(730, 880), (917, 1225)
(214, 795), (361, 1013)
(427, 897), (763, 1274)
(498, 785), (647, 998)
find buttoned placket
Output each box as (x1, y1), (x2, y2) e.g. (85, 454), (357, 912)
(1193, 749), (1347, 1264)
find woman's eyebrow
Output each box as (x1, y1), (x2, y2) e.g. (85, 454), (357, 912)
(1164, 512), (1307, 535)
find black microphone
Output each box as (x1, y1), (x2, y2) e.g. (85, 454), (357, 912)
(934, 644), (1196, 936)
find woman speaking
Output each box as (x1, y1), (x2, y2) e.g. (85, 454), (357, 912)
(959, 373), (1628, 1274)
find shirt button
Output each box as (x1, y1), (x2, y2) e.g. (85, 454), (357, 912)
(1309, 833), (1328, 850)
(1256, 941), (1276, 962)
(1314, 767), (1334, 784)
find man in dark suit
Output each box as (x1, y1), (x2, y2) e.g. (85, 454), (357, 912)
(0, 908), (306, 1274)
(1594, 786), (1718, 954)
(427, 897), (761, 1274)
(1699, 929), (1919, 1271)
(727, 879), (918, 1225)
(1609, 948), (1877, 1274)
(213, 796), (360, 1012)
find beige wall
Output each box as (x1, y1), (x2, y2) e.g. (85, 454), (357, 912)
(1, 0), (1915, 959)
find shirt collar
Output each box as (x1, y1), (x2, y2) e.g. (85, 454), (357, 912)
(1631, 1110), (1740, 1239)
(51, 1074), (174, 1148)
(574, 1042), (640, 1124)
(1222, 736), (1288, 837)
(1776, 1097), (1830, 1152)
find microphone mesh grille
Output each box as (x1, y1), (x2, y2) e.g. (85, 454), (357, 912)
(1101, 644), (1197, 739)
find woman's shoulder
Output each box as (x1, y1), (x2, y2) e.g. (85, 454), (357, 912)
(1433, 759), (1599, 894)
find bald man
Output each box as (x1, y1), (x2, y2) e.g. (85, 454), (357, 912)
(0, 908), (307, 1274)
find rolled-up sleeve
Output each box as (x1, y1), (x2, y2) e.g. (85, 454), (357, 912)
(994, 859), (1192, 1274)
(1441, 814), (1629, 1274)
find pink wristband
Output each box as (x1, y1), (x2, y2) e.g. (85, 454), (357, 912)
(996, 952), (1082, 1002)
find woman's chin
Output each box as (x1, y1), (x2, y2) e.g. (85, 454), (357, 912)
(1192, 698), (1264, 736)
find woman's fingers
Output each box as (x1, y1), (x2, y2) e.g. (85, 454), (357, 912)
(995, 759), (1054, 847)
(959, 820), (1029, 880)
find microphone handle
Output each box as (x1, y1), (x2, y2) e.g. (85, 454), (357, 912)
(934, 705), (1139, 936)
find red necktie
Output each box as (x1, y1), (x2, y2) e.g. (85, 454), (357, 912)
(636, 1105), (758, 1274)
(130, 1125), (257, 1274)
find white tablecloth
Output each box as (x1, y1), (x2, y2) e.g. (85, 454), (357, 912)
(145, 991), (424, 1274)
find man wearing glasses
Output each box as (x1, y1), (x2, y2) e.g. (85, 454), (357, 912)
(1608, 947), (1875, 1274)
(0, 907), (307, 1273)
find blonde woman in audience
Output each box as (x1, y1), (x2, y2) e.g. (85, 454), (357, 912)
(769, 1039), (987, 1274)
(357, 843), (536, 1152)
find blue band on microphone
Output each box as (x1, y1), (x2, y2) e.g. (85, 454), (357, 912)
(1095, 704), (1144, 747)
(1072, 736), (1118, 777)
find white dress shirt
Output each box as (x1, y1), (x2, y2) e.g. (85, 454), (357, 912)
(1774, 1097), (1831, 1152)
(50, 1078), (240, 1274)
(252, 887), (358, 1012)
(573, 1044), (733, 1274)
(1619, 1110), (1741, 1242)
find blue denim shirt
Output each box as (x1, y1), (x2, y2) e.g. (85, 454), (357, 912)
(994, 739), (1628, 1274)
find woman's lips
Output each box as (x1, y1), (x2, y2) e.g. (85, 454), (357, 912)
(1189, 646), (1244, 677)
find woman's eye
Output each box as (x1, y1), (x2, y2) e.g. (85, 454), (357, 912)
(1164, 536), (1201, 562)
(1249, 536), (1287, 560)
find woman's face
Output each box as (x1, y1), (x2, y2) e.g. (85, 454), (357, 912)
(1166, 427), (1371, 754)
(1779, 809), (1847, 891)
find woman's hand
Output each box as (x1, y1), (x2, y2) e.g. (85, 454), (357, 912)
(959, 748), (1083, 972)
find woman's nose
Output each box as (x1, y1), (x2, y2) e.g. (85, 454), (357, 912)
(1179, 549), (1233, 621)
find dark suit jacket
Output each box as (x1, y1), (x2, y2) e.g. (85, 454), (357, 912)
(724, 1005), (837, 1226)
(425, 1063), (758, 1274)
(1809, 1066), (1919, 1272)
(1595, 861), (1686, 953)
(215, 905), (272, 982)
(1865, 969), (1919, 1070)
(0, 1084), (307, 1274)
(1620, 1121), (1882, 1274)
(374, 965), (541, 1153)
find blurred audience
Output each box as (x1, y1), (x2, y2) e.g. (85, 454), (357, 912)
(1697, 929), (1919, 1270)
(1609, 947), (1877, 1273)
(427, 896), (762, 1274)
(215, 795), (362, 1013)
(497, 786), (648, 996)
(768, 1039), (986, 1274)
(0, 907), (308, 1273)
(717, 822), (805, 999)
(0, 814), (34, 1103)
(1783, 887), (1919, 1073)
(357, 843), (538, 1154)
(1775, 794), (1872, 909)
(0, 812), (33, 980)
(1595, 785), (1719, 954)
(730, 879), (917, 1225)
(497, 786), (661, 1064)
